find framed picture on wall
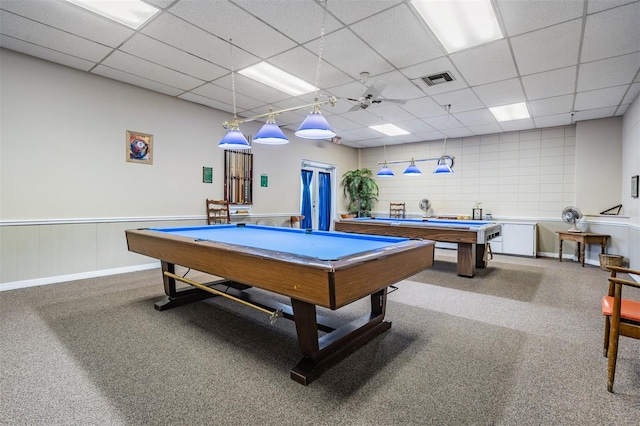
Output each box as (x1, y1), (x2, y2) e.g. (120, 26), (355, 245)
(126, 130), (153, 165)
(632, 175), (639, 198)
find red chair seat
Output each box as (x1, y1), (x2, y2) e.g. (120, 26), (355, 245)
(602, 296), (640, 322)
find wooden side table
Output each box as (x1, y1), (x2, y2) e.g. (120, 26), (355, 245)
(556, 231), (610, 267)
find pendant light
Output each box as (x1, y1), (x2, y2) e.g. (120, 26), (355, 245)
(253, 109), (289, 145)
(377, 145), (395, 176)
(295, 0), (335, 140)
(433, 104), (453, 173)
(403, 158), (422, 176)
(218, 39), (250, 150)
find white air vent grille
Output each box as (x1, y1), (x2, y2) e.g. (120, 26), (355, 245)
(420, 71), (455, 86)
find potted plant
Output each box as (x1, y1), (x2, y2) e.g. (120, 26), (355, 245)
(340, 168), (379, 217)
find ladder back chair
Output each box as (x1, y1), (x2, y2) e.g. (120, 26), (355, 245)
(390, 202), (406, 218)
(206, 199), (230, 225)
(602, 265), (640, 392)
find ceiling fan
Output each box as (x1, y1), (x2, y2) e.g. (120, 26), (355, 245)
(345, 72), (407, 112)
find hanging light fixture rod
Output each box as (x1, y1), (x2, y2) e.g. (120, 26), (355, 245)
(221, 96), (337, 130)
(376, 155), (455, 166)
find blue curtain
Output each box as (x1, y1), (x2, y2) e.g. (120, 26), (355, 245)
(318, 172), (331, 231)
(300, 169), (313, 229)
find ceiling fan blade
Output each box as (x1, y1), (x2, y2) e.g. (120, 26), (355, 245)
(380, 98), (407, 105)
(348, 103), (362, 112)
(363, 79), (388, 99)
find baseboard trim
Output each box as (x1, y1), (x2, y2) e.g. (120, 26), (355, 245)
(0, 262), (160, 292)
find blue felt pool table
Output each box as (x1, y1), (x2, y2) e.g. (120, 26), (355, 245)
(335, 217), (501, 277)
(125, 224), (435, 385)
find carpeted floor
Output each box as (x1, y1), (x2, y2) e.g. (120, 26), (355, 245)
(1, 250), (639, 425)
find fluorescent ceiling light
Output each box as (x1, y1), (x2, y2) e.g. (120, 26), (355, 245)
(411, 0), (502, 53)
(369, 123), (410, 136)
(65, 0), (159, 29)
(238, 62), (316, 96)
(489, 102), (531, 122)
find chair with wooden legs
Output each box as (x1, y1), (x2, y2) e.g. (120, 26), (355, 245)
(602, 265), (640, 392)
(390, 202), (406, 218)
(206, 199), (230, 225)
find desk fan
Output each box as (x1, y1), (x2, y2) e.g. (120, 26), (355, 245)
(562, 206), (582, 232)
(419, 199), (431, 216)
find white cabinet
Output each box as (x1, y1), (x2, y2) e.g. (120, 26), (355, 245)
(491, 222), (537, 257)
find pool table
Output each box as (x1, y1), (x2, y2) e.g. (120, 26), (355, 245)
(335, 217), (501, 278)
(125, 224), (434, 385)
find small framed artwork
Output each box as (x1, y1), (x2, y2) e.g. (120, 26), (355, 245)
(632, 175), (639, 198)
(126, 130), (153, 164)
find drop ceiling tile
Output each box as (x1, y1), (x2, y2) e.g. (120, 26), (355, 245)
(141, 13), (259, 70)
(0, 0), (134, 47)
(521, 67), (577, 100)
(415, 130), (447, 142)
(168, 0), (296, 59)
(574, 106), (617, 121)
(430, 88), (485, 113)
(190, 83), (268, 112)
(365, 104), (416, 122)
(623, 82), (640, 104)
(533, 114), (574, 128)
(350, 4), (443, 69)
(92, 65), (184, 97)
(467, 123), (504, 135)
(444, 127), (475, 138)
(422, 114), (463, 131)
(233, 0), (343, 44)
(328, 0), (403, 25)
(267, 47), (352, 90)
(511, 19), (582, 75)
(319, 115), (362, 131)
(528, 94), (575, 117)
(574, 85), (629, 110)
(101, 51), (204, 90)
(616, 104), (630, 115)
(211, 74), (292, 105)
(496, 0), (583, 36)
(449, 40), (517, 86)
(581, 2), (640, 62)
(178, 92), (235, 114)
(303, 28), (394, 79)
(577, 53), (640, 91)
(146, 0), (174, 8)
(0, 35), (95, 71)
(392, 119), (435, 133)
(498, 118), (535, 132)
(371, 70), (429, 101)
(402, 97), (450, 118)
(473, 78), (526, 107)
(0, 12), (112, 62)
(120, 34), (227, 81)
(454, 110), (498, 126)
(341, 110), (384, 126)
(588, 0), (637, 14)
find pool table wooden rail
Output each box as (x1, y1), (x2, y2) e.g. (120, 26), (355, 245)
(125, 228), (434, 310)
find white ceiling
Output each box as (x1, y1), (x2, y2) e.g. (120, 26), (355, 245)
(1, 0), (639, 148)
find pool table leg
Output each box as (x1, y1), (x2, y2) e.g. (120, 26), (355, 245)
(290, 288), (391, 385)
(457, 243), (477, 278)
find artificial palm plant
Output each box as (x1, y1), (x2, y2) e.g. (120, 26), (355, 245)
(340, 168), (379, 217)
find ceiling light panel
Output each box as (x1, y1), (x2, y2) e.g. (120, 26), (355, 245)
(411, 0), (503, 53)
(369, 124), (410, 136)
(238, 62), (316, 96)
(489, 102), (531, 122)
(65, 0), (159, 29)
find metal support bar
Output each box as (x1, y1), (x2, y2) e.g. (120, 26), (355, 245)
(376, 154), (455, 166)
(163, 271), (283, 324)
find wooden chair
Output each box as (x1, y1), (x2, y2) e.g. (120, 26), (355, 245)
(390, 202), (406, 218)
(602, 265), (640, 392)
(206, 199), (230, 225)
(290, 215), (304, 228)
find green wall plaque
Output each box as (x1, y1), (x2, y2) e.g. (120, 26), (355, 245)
(203, 167), (213, 183)
(260, 174), (268, 187)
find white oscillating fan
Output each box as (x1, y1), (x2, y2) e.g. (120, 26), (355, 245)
(562, 206), (582, 232)
(419, 198), (431, 216)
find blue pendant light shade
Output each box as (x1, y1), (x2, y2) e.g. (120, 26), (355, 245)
(295, 103), (336, 139)
(433, 157), (454, 174)
(377, 161), (395, 177)
(253, 113), (289, 145)
(403, 159), (422, 176)
(218, 122), (251, 150)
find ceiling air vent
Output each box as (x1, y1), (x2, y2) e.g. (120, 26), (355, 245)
(420, 71), (455, 86)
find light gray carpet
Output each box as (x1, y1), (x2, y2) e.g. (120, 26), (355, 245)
(1, 250), (639, 425)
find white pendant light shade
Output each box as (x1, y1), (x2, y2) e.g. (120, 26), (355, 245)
(218, 128), (251, 150)
(377, 162), (395, 177)
(295, 110), (336, 140)
(253, 122), (289, 145)
(403, 159), (422, 176)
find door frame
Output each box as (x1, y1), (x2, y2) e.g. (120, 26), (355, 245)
(300, 159), (338, 231)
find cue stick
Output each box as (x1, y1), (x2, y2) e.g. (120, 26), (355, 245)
(163, 271), (283, 324)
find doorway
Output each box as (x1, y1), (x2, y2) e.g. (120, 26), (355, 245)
(300, 160), (337, 231)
